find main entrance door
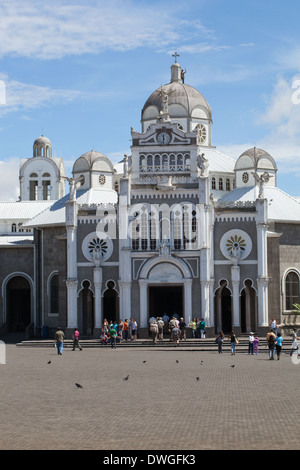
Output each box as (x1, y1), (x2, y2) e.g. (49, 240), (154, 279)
(149, 285), (183, 319)
(6, 276), (31, 332)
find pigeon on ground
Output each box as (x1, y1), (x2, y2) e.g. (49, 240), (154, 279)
(47, 360), (51, 364)
(196, 377), (200, 381)
(143, 360), (147, 363)
(200, 361), (204, 365)
(123, 375), (129, 381)
(75, 383), (83, 388)
(230, 365), (235, 368)
(176, 360), (179, 363)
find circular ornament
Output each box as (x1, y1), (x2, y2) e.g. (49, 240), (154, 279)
(82, 231), (113, 262)
(220, 229), (252, 261)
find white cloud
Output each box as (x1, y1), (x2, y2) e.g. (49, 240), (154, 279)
(0, 0), (212, 60)
(0, 158), (20, 201)
(0, 74), (111, 116)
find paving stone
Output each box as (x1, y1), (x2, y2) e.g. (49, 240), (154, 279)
(0, 344), (299, 450)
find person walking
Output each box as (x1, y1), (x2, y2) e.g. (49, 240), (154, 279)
(266, 329), (276, 360)
(216, 331), (224, 354)
(199, 318), (206, 338)
(129, 317), (137, 341)
(275, 333), (283, 360)
(253, 336), (259, 355)
(157, 317), (164, 341)
(189, 318), (197, 338)
(109, 324), (117, 349)
(123, 319), (129, 341)
(72, 328), (82, 351)
(171, 324), (180, 347)
(150, 320), (158, 344)
(179, 317), (187, 341)
(248, 332), (255, 355)
(270, 318), (277, 336)
(54, 327), (65, 355)
(229, 331), (238, 355)
(290, 328), (300, 356)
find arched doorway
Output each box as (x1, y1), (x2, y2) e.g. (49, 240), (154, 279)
(240, 280), (257, 333)
(215, 280), (232, 333)
(6, 276), (31, 331)
(79, 281), (94, 336)
(103, 281), (119, 324)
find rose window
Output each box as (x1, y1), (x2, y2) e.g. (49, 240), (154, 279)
(226, 234), (246, 256)
(88, 237), (108, 256)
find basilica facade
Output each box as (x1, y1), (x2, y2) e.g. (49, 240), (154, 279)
(1, 59), (300, 339)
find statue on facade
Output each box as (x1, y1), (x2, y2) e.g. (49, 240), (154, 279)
(252, 171), (273, 199)
(63, 175), (84, 201)
(230, 244), (242, 266)
(159, 239), (171, 258)
(197, 152), (209, 177)
(93, 247), (103, 267)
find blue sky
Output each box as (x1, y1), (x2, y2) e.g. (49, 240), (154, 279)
(0, 0), (300, 200)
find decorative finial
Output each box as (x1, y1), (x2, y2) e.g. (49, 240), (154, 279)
(172, 51), (180, 63)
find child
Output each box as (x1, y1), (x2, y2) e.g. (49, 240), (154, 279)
(275, 333), (283, 360)
(253, 336), (259, 355)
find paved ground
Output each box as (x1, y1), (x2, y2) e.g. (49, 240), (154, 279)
(0, 342), (300, 451)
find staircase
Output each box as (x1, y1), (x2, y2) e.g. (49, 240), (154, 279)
(15, 336), (291, 353)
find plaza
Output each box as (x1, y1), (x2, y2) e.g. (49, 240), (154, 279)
(1, 340), (300, 451)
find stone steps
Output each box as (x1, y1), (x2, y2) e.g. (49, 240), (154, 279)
(15, 337), (291, 352)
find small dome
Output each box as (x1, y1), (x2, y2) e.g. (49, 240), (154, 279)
(34, 135), (51, 146)
(33, 135), (52, 158)
(75, 150), (108, 169)
(235, 147), (277, 172)
(73, 150), (115, 181)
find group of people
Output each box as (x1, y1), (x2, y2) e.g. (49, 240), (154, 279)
(100, 318), (138, 348)
(54, 327), (82, 355)
(149, 316), (185, 345)
(215, 326), (287, 360)
(149, 314), (205, 345)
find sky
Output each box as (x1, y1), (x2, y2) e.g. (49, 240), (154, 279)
(1, 0), (300, 200)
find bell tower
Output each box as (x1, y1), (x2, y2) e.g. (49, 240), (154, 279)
(19, 135), (65, 201)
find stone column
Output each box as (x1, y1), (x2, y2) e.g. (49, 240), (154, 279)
(93, 267), (102, 331)
(256, 198), (269, 328)
(184, 279), (193, 324)
(139, 280), (148, 329)
(118, 176), (132, 321)
(231, 265), (240, 328)
(66, 200), (78, 331)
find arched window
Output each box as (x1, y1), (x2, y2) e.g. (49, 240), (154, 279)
(219, 178), (223, 190)
(211, 177), (216, 190)
(12, 223), (17, 233)
(226, 178), (231, 191)
(285, 271), (300, 310)
(49, 273), (59, 313)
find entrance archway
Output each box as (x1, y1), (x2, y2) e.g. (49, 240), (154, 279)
(149, 285), (183, 319)
(103, 281), (119, 324)
(215, 280), (232, 333)
(79, 281), (94, 335)
(241, 280), (257, 333)
(6, 276), (31, 331)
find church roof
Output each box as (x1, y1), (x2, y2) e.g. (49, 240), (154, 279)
(217, 186), (300, 222)
(23, 188), (118, 228)
(0, 235), (34, 246)
(201, 147), (236, 173)
(0, 201), (54, 220)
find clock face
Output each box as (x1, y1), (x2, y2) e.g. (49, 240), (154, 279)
(157, 132), (171, 145)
